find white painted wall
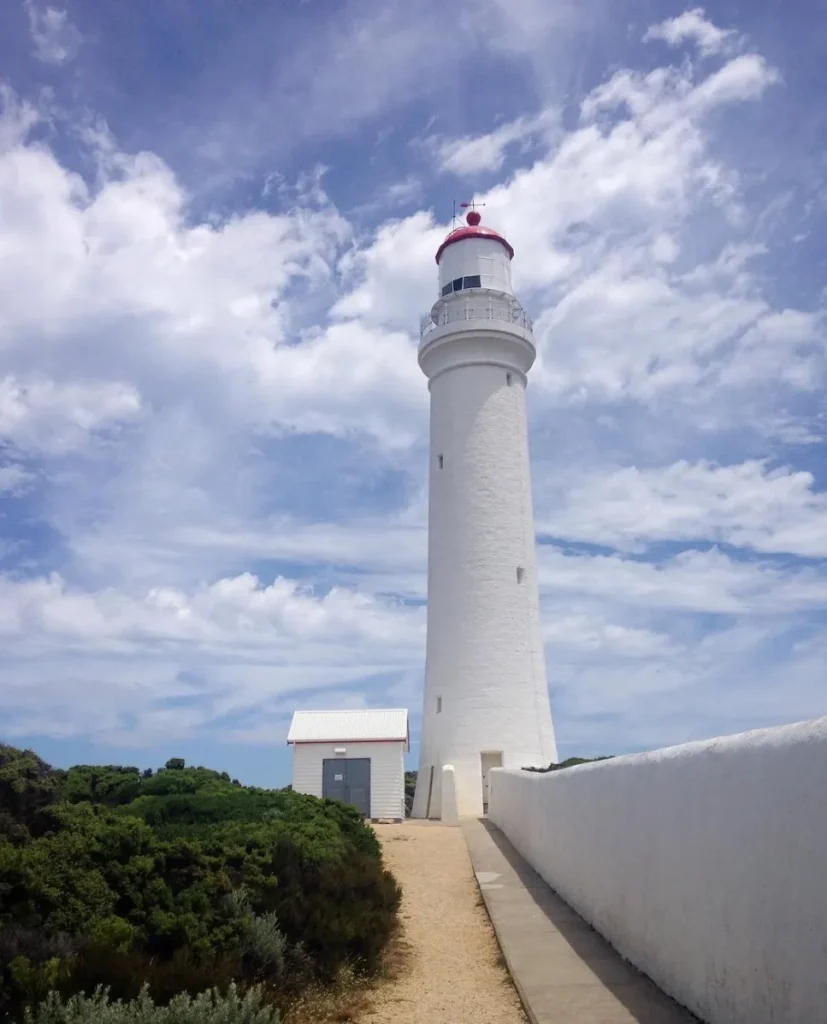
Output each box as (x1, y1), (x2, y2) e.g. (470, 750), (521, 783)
(489, 717), (827, 1024)
(291, 740), (406, 819)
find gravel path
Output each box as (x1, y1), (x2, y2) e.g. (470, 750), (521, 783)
(361, 822), (526, 1024)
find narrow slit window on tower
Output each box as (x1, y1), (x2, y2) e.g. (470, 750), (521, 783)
(436, 696), (442, 714)
(506, 372), (513, 386)
(437, 454), (444, 469)
(516, 566), (525, 583)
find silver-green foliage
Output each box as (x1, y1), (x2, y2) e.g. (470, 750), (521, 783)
(242, 913), (286, 974)
(222, 886), (252, 919)
(221, 888), (286, 975)
(24, 983), (280, 1024)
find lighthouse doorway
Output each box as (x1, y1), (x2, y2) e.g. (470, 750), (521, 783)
(480, 751), (503, 813)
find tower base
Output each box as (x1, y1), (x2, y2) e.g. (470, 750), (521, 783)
(412, 744), (554, 820)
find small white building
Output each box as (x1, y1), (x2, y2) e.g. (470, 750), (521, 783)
(287, 708), (409, 822)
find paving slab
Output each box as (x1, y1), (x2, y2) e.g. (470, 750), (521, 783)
(461, 818), (699, 1024)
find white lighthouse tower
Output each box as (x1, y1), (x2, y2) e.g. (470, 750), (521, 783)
(411, 206), (558, 820)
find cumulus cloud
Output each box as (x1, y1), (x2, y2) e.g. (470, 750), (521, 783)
(0, 91), (426, 450)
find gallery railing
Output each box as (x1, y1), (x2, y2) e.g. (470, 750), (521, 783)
(420, 300), (533, 343)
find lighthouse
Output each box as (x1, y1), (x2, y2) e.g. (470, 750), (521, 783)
(411, 207), (558, 820)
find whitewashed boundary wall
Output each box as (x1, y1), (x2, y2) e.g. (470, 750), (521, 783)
(488, 717), (827, 1024)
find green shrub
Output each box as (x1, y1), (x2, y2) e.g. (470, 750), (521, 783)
(24, 983), (280, 1024)
(263, 848), (401, 979)
(8, 956), (74, 1009)
(50, 945), (243, 1008)
(59, 767), (143, 809)
(0, 746), (65, 842)
(0, 745), (400, 1022)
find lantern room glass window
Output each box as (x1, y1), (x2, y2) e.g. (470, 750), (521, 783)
(440, 274), (483, 298)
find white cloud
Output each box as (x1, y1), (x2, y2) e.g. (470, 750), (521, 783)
(536, 545), (827, 752)
(539, 460), (827, 558)
(643, 8), (740, 57)
(688, 54), (780, 111)
(429, 109), (558, 177)
(0, 92), (428, 451)
(333, 211), (441, 329)
(24, 0), (82, 66)
(0, 377), (142, 454)
(0, 571), (424, 743)
(542, 612), (677, 659)
(0, 571), (422, 651)
(3, 545), (824, 749)
(539, 545), (827, 615)
(581, 54), (777, 124)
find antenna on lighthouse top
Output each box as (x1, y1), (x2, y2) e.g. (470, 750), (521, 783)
(460, 199), (486, 226)
(451, 199), (457, 230)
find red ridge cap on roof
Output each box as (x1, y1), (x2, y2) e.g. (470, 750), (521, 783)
(435, 225), (515, 264)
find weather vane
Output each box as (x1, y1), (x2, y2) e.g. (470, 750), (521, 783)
(452, 199), (486, 229)
(460, 199), (485, 225)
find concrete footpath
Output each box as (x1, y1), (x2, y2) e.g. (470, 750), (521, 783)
(461, 819), (698, 1024)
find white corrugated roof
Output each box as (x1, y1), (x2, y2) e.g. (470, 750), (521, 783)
(287, 708), (409, 747)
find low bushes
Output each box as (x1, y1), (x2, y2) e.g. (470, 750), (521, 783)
(0, 746), (401, 1022)
(23, 984), (280, 1024)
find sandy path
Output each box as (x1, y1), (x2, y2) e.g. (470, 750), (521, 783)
(361, 822), (526, 1024)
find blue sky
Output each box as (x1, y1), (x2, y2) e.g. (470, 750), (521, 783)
(1, 0), (826, 787)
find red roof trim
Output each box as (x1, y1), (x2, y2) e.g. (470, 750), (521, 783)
(435, 226), (515, 264)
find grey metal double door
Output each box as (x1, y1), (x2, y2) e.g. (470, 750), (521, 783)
(322, 757), (371, 817)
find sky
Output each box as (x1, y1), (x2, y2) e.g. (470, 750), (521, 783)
(0, 0), (826, 787)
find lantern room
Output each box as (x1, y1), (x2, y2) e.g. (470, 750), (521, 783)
(435, 210), (515, 298)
